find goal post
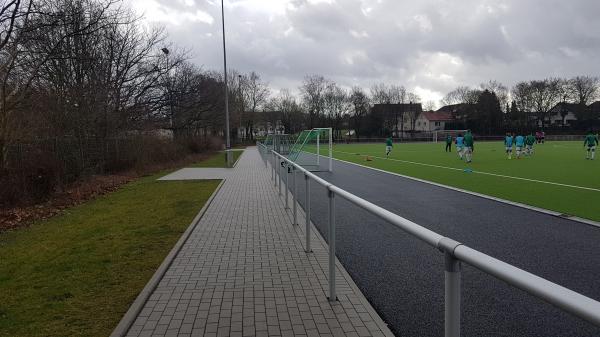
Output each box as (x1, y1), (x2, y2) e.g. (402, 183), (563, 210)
(288, 128), (333, 172)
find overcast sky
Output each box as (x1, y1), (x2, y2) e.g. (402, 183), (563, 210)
(129, 0), (600, 106)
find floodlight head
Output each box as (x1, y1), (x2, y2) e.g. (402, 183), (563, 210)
(161, 48), (170, 55)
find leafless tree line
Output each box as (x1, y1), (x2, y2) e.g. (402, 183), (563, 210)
(0, 0), (260, 171)
(442, 76), (600, 130)
(0, 0), (244, 205)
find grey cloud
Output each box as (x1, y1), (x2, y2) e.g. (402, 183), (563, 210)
(134, 0), (600, 102)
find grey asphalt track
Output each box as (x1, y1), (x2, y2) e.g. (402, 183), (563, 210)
(277, 155), (600, 337)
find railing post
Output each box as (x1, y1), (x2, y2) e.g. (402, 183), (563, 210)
(272, 152), (276, 186)
(304, 173), (311, 253)
(285, 163), (289, 209)
(317, 132), (320, 166)
(328, 127), (333, 172)
(264, 146), (268, 167)
(293, 167), (298, 225)
(278, 159), (282, 196)
(271, 151), (274, 181)
(445, 252), (461, 337)
(328, 187), (337, 301)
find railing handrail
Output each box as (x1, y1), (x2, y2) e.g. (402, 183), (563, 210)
(257, 141), (600, 331)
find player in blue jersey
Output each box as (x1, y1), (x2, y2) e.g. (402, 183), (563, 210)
(504, 133), (514, 159)
(455, 133), (465, 160)
(515, 134), (525, 159)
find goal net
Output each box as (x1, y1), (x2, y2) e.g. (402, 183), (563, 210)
(288, 128), (333, 172)
(433, 130), (469, 143)
(262, 134), (295, 154)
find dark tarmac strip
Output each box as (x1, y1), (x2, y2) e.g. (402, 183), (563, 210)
(278, 156), (600, 337)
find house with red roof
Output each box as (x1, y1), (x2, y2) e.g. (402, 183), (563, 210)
(414, 111), (455, 131)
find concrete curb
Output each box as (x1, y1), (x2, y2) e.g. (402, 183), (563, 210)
(110, 179), (226, 337)
(330, 156), (600, 229)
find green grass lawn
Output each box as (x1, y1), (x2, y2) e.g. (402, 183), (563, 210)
(325, 141), (599, 222)
(0, 156), (226, 336)
(190, 149), (244, 168)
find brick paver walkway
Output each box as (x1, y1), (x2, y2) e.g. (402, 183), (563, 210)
(124, 147), (394, 337)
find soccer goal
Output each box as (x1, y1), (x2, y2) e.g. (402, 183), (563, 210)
(433, 130), (469, 143)
(264, 134), (295, 155)
(288, 128), (333, 172)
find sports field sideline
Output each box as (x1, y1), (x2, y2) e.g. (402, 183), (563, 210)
(319, 141), (599, 222)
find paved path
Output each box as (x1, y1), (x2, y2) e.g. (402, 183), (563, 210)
(123, 148), (393, 337)
(286, 155), (600, 337)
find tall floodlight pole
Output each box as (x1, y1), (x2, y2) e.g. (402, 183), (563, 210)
(221, 0), (231, 155)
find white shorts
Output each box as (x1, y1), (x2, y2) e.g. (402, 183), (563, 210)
(464, 147), (472, 154)
(386, 146), (392, 152)
(506, 146), (512, 152)
(588, 145), (596, 151)
(516, 146), (523, 152)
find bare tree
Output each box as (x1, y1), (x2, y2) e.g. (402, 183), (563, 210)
(529, 78), (562, 127)
(323, 82), (348, 139)
(567, 76), (599, 122)
(267, 89), (303, 134)
(511, 82), (535, 128)
(300, 75), (327, 128)
(480, 80), (509, 113)
(370, 83), (390, 104)
(406, 92), (421, 132)
(1, 0), (123, 168)
(423, 100), (436, 111)
(440, 86), (480, 106)
(568, 76), (599, 106)
(240, 71), (269, 140)
(349, 86), (369, 139)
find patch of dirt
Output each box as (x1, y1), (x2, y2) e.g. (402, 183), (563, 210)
(0, 152), (213, 233)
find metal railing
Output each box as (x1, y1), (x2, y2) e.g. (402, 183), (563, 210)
(256, 141), (600, 337)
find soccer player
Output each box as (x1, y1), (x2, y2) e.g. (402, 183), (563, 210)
(455, 133), (465, 160)
(584, 131), (598, 160)
(525, 133), (536, 156)
(541, 130), (546, 144)
(445, 134), (452, 152)
(504, 132), (514, 159)
(515, 134), (525, 159)
(463, 130), (474, 163)
(385, 136), (393, 158)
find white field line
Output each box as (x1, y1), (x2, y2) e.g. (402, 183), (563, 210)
(334, 150), (600, 193)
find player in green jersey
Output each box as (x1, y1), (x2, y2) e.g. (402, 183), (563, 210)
(385, 137), (393, 158)
(525, 133), (536, 156)
(584, 131), (598, 160)
(445, 134), (452, 152)
(463, 130), (474, 163)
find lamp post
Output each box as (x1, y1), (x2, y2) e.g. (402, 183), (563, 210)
(239, 74), (243, 140)
(161, 48), (173, 132)
(221, 0), (232, 165)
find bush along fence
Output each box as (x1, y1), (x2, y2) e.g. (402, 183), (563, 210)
(0, 135), (223, 207)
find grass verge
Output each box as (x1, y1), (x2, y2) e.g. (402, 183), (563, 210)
(0, 172), (221, 336)
(190, 149), (244, 168)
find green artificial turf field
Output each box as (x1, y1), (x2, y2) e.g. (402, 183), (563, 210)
(323, 141), (599, 222)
